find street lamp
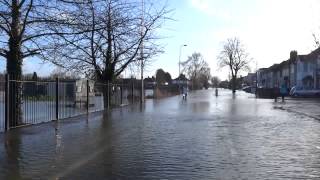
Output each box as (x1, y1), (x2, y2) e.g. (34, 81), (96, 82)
(255, 60), (258, 98)
(178, 44), (187, 95)
(178, 44), (187, 77)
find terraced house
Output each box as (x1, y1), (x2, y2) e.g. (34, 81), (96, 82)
(257, 47), (320, 91)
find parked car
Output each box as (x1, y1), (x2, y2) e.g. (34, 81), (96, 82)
(289, 86), (320, 97)
(242, 86), (256, 94)
(242, 86), (251, 93)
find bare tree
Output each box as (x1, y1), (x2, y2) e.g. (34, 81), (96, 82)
(211, 76), (220, 88)
(46, 0), (169, 107)
(155, 68), (167, 85)
(0, 0), (168, 123)
(218, 37), (251, 93)
(181, 52), (211, 90)
(0, 0), (68, 126)
(313, 33), (320, 48)
(48, 0), (168, 81)
(0, 0), (72, 77)
(155, 68), (171, 85)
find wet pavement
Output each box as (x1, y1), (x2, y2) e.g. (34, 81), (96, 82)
(1, 89), (320, 179)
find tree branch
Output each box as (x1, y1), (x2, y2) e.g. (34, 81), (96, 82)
(20, 0), (33, 37)
(0, 48), (7, 58)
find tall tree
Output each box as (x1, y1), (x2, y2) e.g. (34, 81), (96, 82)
(218, 37), (251, 93)
(0, 0), (65, 126)
(164, 72), (172, 84)
(181, 52), (211, 90)
(155, 68), (166, 85)
(313, 33), (320, 48)
(211, 76), (220, 88)
(48, 0), (168, 82)
(47, 0), (169, 107)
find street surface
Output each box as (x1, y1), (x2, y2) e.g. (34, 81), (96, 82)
(1, 89), (320, 179)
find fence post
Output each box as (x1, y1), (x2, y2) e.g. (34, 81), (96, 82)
(56, 78), (59, 121)
(107, 81), (110, 109)
(132, 80), (134, 102)
(120, 83), (123, 105)
(86, 80), (89, 114)
(4, 74), (9, 131)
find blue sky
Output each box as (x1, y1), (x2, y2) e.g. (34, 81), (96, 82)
(143, 0), (320, 80)
(2, 0), (320, 80)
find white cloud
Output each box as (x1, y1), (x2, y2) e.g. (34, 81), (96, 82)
(189, 0), (232, 20)
(202, 0), (320, 71)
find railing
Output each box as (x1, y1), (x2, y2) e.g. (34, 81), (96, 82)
(0, 77), (143, 132)
(0, 81), (4, 132)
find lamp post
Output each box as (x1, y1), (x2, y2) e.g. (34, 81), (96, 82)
(178, 44), (187, 77)
(255, 60), (258, 98)
(178, 44), (187, 94)
(140, 0), (145, 103)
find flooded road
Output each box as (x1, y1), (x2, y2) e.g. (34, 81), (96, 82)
(1, 89), (320, 179)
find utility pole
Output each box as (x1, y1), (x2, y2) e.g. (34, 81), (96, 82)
(255, 61), (258, 98)
(140, 0), (145, 103)
(178, 44), (187, 77)
(178, 44), (187, 94)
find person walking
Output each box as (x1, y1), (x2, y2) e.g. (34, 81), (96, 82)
(280, 83), (287, 102)
(182, 86), (188, 100)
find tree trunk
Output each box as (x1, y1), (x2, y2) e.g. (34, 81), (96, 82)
(232, 75), (236, 93)
(103, 88), (109, 109)
(7, 0), (23, 127)
(97, 71), (113, 110)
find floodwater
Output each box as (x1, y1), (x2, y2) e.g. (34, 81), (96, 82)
(1, 89), (320, 179)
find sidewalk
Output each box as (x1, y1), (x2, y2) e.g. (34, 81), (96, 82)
(273, 97), (320, 120)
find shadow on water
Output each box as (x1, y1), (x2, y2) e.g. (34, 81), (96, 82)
(191, 101), (210, 113)
(98, 111), (114, 177)
(232, 92), (236, 99)
(228, 99), (237, 116)
(3, 133), (22, 180)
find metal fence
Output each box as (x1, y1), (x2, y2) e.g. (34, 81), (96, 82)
(0, 81), (4, 132)
(0, 77), (142, 132)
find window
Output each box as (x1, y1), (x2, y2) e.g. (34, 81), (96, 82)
(77, 86), (82, 93)
(309, 63), (314, 71)
(304, 63), (308, 72)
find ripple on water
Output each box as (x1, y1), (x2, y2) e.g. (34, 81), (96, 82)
(1, 90), (320, 179)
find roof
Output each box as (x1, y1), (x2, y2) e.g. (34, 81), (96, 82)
(298, 47), (320, 62)
(279, 60), (290, 67)
(269, 64), (280, 71)
(144, 77), (155, 82)
(298, 55), (309, 62)
(174, 74), (189, 81)
(308, 47), (320, 58)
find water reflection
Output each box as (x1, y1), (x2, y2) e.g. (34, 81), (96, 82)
(232, 92), (236, 99)
(4, 133), (22, 179)
(191, 101), (210, 113)
(2, 89), (320, 179)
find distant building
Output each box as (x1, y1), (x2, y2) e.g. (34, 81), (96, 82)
(256, 47), (320, 90)
(144, 76), (156, 89)
(295, 50), (320, 89)
(172, 74), (189, 87)
(243, 73), (256, 87)
(45, 79), (95, 101)
(219, 80), (230, 89)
